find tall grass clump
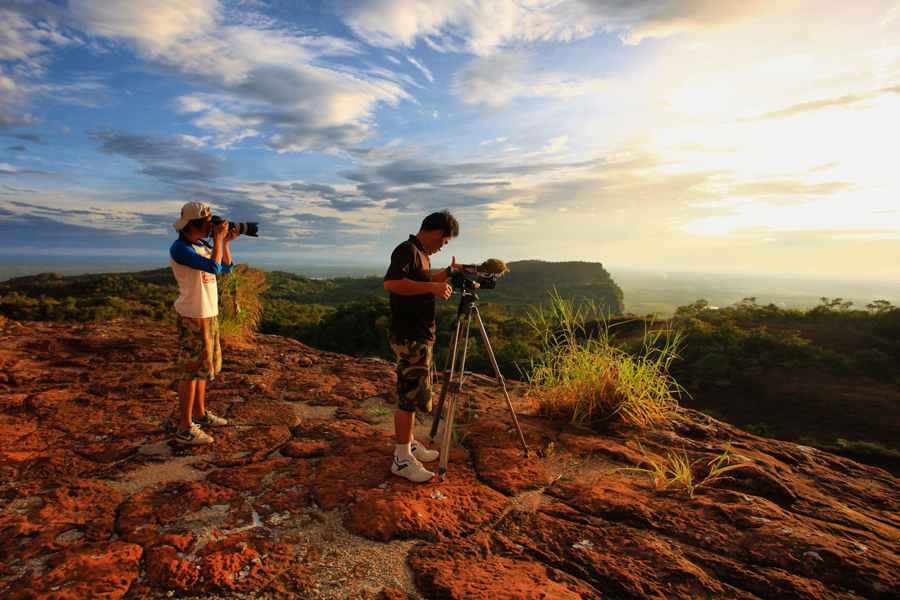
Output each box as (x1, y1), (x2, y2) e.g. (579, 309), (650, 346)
(525, 290), (684, 426)
(219, 264), (269, 348)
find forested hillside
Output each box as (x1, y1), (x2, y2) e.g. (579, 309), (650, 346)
(0, 261), (621, 379)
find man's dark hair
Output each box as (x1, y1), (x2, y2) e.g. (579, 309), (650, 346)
(420, 210), (459, 238)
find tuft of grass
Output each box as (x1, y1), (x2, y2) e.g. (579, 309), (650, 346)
(630, 443), (747, 499)
(524, 289), (684, 427)
(219, 264), (269, 348)
(370, 405), (392, 416)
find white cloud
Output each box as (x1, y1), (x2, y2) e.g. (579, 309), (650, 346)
(405, 55), (434, 83)
(0, 4), (80, 130)
(542, 135), (569, 154)
(68, 0), (412, 152)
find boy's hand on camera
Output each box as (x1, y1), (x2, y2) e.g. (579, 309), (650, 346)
(224, 229), (239, 242)
(433, 282), (452, 300)
(213, 220), (229, 240)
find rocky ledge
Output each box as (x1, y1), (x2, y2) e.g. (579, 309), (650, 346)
(0, 320), (898, 599)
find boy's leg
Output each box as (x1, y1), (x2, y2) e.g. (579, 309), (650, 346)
(178, 379), (196, 431)
(175, 314), (217, 443)
(192, 380), (206, 419)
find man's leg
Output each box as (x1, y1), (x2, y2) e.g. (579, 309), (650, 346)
(395, 407), (414, 445)
(389, 337), (435, 482)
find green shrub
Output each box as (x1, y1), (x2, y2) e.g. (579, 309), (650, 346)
(852, 348), (897, 379)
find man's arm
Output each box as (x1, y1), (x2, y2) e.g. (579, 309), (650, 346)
(384, 278), (452, 300)
(431, 256), (463, 283)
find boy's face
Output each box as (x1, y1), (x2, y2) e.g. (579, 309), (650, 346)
(185, 216), (212, 241)
(422, 230), (451, 255)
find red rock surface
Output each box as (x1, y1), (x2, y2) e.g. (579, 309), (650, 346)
(0, 320), (898, 599)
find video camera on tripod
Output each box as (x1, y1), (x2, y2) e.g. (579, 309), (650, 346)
(450, 258), (509, 292)
(430, 257), (531, 480)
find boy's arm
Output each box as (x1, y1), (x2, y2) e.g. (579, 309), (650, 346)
(209, 219), (227, 267)
(171, 242), (224, 275)
(220, 228), (238, 275)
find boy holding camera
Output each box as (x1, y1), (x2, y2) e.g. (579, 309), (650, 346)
(383, 210), (461, 482)
(170, 201), (238, 445)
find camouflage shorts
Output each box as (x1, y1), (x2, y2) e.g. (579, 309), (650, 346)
(176, 314), (222, 381)
(388, 333), (433, 413)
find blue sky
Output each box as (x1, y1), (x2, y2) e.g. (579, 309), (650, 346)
(1, 0), (899, 278)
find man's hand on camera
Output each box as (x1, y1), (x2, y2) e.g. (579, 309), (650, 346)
(224, 228), (239, 243)
(433, 282), (452, 300)
(213, 219), (229, 241)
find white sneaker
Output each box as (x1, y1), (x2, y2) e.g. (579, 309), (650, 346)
(175, 424), (214, 445)
(411, 439), (439, 463)
(391, 455), (434, 483)
(192, 411), (227, 427)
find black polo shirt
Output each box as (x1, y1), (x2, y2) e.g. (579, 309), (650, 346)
(384, 235), (436, 344)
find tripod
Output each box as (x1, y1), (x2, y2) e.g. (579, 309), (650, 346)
(428, 287), (529, 479)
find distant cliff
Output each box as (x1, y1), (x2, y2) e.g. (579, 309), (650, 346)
(483, 259), (624, 315)
(265, 259), (625, 315)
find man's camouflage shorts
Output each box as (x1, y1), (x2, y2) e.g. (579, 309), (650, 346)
(176, 313), (222, 381)
(388, 332), (433, 413)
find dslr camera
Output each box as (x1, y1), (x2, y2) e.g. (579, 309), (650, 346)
(210, 215), (259, 237)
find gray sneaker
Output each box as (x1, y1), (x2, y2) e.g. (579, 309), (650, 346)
(411, 439), (439, 463)
(175, 424), (214, 445)
(391, 455), (434, 483)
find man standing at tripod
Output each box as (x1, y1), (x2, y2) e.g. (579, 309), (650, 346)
(383, 210), (461, 483)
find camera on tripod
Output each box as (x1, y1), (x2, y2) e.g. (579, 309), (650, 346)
(451, 267), (496, 291)
(450, 258), (508, 292)
(430, 256), (529, 480)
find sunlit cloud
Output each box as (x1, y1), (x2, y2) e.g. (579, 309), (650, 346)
(451, 51), (609, 111)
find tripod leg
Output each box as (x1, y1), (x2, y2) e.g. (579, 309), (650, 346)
(430, 317), (465, 440)
(437, 387), (458, 480)
(438, 311), (472, 479)
(472, 307), (530, 457)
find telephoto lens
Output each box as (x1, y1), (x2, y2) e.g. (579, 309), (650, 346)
(230, 221), (259, 237)
(211, 215), (259, 237)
